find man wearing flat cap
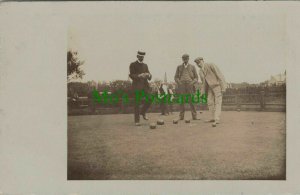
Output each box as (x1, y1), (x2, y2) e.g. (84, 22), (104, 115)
(194, 57), (227, 127)
(129, 51), (152, 126)
(174, 54), (199, 120)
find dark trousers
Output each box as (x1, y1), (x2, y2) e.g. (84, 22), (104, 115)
(168, 104), (173, 113)
(133, 90), (152, 123)
(178, 82), (197, 119)
(160, 102), (169, 115)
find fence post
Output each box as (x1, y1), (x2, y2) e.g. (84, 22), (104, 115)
(235, 94), (240, 110)
(260, 90), (265, 111)
(89, 98), (96, 114)
(120, 101), (126, 114)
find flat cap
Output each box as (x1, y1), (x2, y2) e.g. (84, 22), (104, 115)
(137, 51), (146, 56)
(182, 54), (189, 58)
(194, 57), (204, 62)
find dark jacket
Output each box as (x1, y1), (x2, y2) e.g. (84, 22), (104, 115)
(129, 61), (152, 90)
(174, 63), (198, 85)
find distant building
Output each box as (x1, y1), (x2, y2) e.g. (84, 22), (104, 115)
(227, 82), (250, 89)
(267, 71), (286, 86)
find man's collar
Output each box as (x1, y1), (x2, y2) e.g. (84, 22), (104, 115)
(183, 63), (189, 67)
(137, 60), (143, 64)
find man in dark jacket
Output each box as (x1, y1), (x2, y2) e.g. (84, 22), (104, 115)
(129, 51), (152, 126)
(174, 54), (199, 120)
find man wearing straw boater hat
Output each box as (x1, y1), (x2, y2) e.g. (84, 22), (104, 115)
(129, 51), (152, 126)
(194, 57), (227, 127)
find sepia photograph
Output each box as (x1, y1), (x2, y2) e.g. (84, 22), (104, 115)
(3, 1), (300, 194)
(67, 3), (286, 180)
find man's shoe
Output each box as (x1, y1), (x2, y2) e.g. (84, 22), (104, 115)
(135, 122), (141, 126)
(215, 120), (220, 124)
(205, 119), (215, 123)
(212, 122), (217, 127)
(141, 114), (149, 120)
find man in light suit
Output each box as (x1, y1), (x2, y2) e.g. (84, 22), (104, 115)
(174, 54), (199, 120)
(194, 57), (227, 127)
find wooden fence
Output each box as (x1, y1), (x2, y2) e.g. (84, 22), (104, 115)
(68, 87), (286, 115)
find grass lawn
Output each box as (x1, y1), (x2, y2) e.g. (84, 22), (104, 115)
(68, 111), (286, 180)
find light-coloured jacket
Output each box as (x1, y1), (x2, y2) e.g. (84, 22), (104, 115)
(200, 63), (227, 93)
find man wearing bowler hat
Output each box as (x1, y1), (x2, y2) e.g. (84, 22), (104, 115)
(174, 54), (199, 120)
(194, 57), (227, 127)
(129, 51), (152, 126)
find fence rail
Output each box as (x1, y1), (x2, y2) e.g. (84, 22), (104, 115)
(68, 88), (286, 115)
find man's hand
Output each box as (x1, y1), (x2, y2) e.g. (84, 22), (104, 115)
(176, 80), (182, 86)
(144, 73), (151, 79)
(221, 88), (226, 94)
(138, 73), (151, 79)
(200, 90), (205, 96)
(192, 80), (198, 85)
(138, 73), (146, 78)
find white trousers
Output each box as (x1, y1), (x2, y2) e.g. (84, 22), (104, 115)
(207, 86), (223, 121)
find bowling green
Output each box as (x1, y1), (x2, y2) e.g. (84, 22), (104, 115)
(68, 111), (286, 180)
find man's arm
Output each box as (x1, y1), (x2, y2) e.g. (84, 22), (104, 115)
(129, 63), (139, 80)
(211, 64), (227, 91)
(192, 66), (199, 84)
(200, 83), (207, 97)
(174, 66), (180, 84)
(145, 64), (152, 80)
(199, 69), (205, 84)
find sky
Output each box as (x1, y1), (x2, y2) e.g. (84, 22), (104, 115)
(68, 2), (286, 84)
